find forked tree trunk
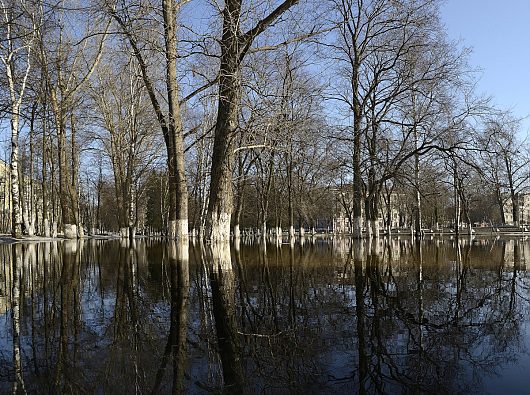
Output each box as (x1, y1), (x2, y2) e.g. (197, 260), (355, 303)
(206, 0), (300, 241)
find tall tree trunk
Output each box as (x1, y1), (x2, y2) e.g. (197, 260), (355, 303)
(42, 103), (50, 237)
(28, 103), (36, 236)
(10, 111), (23, 238)
(352, 103), (363, 239)
(287, 152), (295, 238)
(206, 1), (242, 241)
(453, 160), (460, 237)
(111, 1), (188, 239)
(233, 172), (244, 239)
(2, 5), (34, 238)
(206, 0), (300, 241)
(511, 191), (519, 226)
(412, 95), (422, 238)
(52, 97), (77, 238)
(495, 188), (506, 225)
(70, 114), (83, 238)
(163, 0), (188, 239)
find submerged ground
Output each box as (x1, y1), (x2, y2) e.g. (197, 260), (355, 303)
(0, 237), (529, 394)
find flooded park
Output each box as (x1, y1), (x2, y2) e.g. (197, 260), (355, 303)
(1, 236), (530, 394)
(2, 0), (530, 392)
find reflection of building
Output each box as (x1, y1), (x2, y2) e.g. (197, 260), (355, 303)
(502, 240), (528, 270)
(503, 193), (530, 225)
(0, 250), (12, 315)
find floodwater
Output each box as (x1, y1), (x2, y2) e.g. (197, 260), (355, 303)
(1, 237), (530, 394)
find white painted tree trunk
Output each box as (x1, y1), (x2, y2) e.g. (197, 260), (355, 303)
(289, 225), (295, 238)
(63, 224), (77, 239)
(353, 239), (364, 261)
(10, 115), (22, 238)
(353, 216), (362, 239)
(371, 220), (379, 239)
(22, 205), (35, 236)
(168, 219), (189, 240)
(207, 214), (230, 241)
(371, 237), (380, 255)
(300, 227), (305, 237)
(44, 218), (50, 237)
(52, 222), (58, 238)
(365, 220), (373, 239)
(233, 223), (240, 239)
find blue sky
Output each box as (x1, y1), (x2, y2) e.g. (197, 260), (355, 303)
(441, 0), (530, 135)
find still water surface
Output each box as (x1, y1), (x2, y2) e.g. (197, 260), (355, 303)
(1, 237), (530, 394)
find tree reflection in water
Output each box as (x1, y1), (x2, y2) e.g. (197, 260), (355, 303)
(0, 237), (529, 393)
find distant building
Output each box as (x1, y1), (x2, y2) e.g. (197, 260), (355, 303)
(503, 193), (530, 225)
(331, 185), (406, 233)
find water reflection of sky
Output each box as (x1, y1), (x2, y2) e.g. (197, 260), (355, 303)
(0, 238), (529, 393)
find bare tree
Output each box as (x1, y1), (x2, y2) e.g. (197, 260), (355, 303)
(89, 47), (162, 239)
(0, 0), (37, 238)
(329, 0), (482, 238)
(37, 3), (109, 238)
(108, 0), (189, 239)
(206, 0), (301, 240)
(480, 114), (530, 226)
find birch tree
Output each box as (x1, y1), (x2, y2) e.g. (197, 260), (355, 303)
(0, 0), (37, 238)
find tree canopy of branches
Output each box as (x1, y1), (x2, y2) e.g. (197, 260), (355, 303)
(0, 0), (526, 240)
